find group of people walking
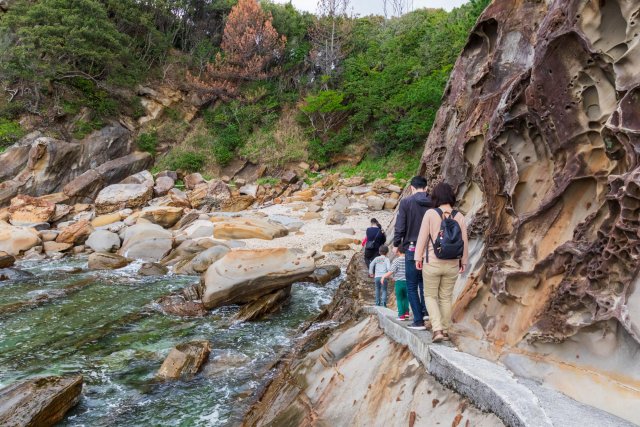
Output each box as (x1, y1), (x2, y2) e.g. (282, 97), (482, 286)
(365, 176), (469, 343)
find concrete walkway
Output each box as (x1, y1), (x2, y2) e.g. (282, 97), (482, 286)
(362, 306), (633, 427)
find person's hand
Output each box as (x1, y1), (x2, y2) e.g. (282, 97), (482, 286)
(415, 260), (423, 270)
(369, 274), (374, 278)
(392, 246), (399, 255)
(459, 264), (466, 274)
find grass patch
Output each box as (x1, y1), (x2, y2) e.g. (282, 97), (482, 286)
(72, 119), (104, 139)
(256, 177), (280, 186)
(157, 149), (206, 173)
(136, 132), (158, 155)
(333, 150), (421, 184)
(0, 119), (25, 147)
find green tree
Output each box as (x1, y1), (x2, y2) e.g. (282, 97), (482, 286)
(1, 0), (135, 84)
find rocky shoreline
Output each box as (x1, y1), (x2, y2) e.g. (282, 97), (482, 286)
(0, 166), (398, 425)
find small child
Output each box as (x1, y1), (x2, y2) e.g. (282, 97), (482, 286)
(369, 245), (391, 307)
(384, 246), (410, 320)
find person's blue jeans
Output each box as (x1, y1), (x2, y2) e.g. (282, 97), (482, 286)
(405, 250), (427, 324)
(374, 277), (388, 307)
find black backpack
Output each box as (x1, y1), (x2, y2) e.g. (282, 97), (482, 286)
(429, 208), (464, 260)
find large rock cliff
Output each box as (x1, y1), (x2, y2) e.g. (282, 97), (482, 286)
(420, 0), (640, 422)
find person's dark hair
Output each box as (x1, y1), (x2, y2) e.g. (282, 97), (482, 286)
(397, 245), (405, 254)
(378, 245), (389, 255)
(370, 218), (381, 228)
(431, 182), (456, 206)
(410, 176), (427, 190)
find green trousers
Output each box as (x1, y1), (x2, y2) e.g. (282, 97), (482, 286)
(394, 279), (409, 317)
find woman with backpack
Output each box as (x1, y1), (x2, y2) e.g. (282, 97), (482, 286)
(414, 182), (468, 342)
(362, 218), (386, 268)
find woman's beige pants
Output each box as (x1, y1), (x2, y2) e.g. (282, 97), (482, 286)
(422, 262), (459, 332)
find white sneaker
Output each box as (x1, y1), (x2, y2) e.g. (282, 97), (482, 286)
(407, 323), (427, 330)
(423, 315), (430, 321)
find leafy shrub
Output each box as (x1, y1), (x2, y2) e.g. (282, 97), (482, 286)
(136, 132), (158, 155)
(256, 177), (281, 186)
(162, 150), (206, 173)
(72, 119), (104, 139)
(0, 119), (25, 146)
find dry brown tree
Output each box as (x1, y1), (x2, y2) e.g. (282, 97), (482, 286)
(189, 0), (286, 101)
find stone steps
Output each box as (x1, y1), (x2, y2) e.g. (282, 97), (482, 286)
(362, 306), (632, 427)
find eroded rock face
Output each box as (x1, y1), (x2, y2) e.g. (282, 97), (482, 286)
(202, 248), (315, 309)
(419, 0), (640, 421)
(211, 217), (288, 240)
(243, 317), (502, 427)
(0, 375), (83, 427)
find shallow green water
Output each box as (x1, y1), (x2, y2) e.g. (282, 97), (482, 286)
(0, 257), (339, 426)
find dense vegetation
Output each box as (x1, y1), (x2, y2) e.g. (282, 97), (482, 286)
(0, 0), (488, 177)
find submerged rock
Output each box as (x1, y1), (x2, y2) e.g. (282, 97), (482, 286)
(87, 252), (130, 270)
(0, 375), (83, 427)
(157, 340), (211, 380)
(156, 286), (207, 318)
(202, 248), (315, 309)
(138, 262), (168, 276)
(0, 267), (35, 282)
(233, 286), (292, 322)
(0, 253), (16, 268)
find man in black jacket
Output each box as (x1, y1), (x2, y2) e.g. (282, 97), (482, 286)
(393, 176), (433, 330)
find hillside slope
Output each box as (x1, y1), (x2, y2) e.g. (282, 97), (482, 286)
(419, 0), (640, 422)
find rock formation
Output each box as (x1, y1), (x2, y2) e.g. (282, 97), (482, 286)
(202, 248), (315, 309)
(0, 124), (152, 206)
(418, 0), (640, 422)
(0, 375), (83, 426)
(157, 340), (211, 380)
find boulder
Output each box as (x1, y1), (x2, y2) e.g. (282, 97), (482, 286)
(202, 248), (315, 309)
(55, 219), (93, 245)
(63, 152), (154, 203)
(183, 173), (205, 190)
(40, 230), (58, 242)
(366, 196), (385, 211)
(301, 212), (322, 221)
(118, 223), (173, 262)
(233, 287), (292, 322)
(289, 189), (315, 202)
(168, 188), (191, 208)
(336, 228), (356, 235)
(304, 265), (342, 285)
(350, 185), (372, 195)
(341, 176), (365, 187)
(43, 241), (73, 255)
(86, 230), (121, 253)
(154, 176), (174, 197)
(220, 195), (255, 212)
(120, 170), (154, 188)
(51, 204), (73, 222)
(188, 180), (231, 210)
(175, 219), (214, 239)
(383, 198), (399, 210)
(156, 290), (207, 317)
(91, 212), (122, 227)
(212, 217), (288, 240)
(95, 184), (153, 214)
(0, 221), (41, 255)
(238, 184), (258, 198)
(307, 203), (323, 213)
(8, 195), (56, 225)
(157, 340), (211, 380)
(325, 210), (347, 225)
(139, 206), (184, 228)
(322, 238), (361, 252)
(332, 194), (351, 212)
(138, 262), (168, 276)
(0, 375), (82, 427)
(0, 253), (15, 268)
(180, 246), (229, 274)
(157, 170), (178, 181)
(281, 170), (298, 184)
(87, 252), (130, 270)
